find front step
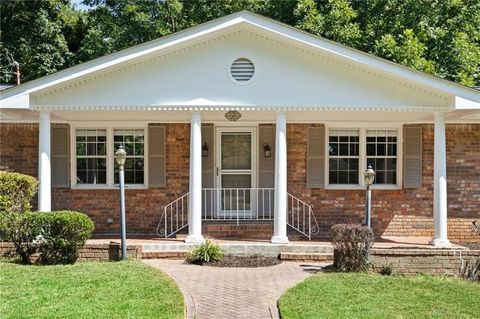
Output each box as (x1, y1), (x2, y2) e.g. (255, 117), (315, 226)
(141, 251), (188, 259)
(202, 221), (273, 240)
(279, 252), (333, 262)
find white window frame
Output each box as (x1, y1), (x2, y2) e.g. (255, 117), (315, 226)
(325, 124), (403, 190)
(70, 122), (148, 189)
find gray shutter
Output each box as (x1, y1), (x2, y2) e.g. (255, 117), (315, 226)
(202, 125), (214, 188)
(258, 124), (275, 188)
(403, 125), (422, 188)
(307, 126), (325, 188)
(51, 124), (70, 187)
(148, 124), (166, 187)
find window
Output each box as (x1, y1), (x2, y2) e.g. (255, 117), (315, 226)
(74, 127), (146, 187)
(114, 129), (145, 184)
(75, 129), (107, 184)
(328, 129), (359, 184)
(327, 127), (400, 187)
(366, 130), (397, 184)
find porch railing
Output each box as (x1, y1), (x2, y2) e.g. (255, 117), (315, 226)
(156, 188), (320, 239)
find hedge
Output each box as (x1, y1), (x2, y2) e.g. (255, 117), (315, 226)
(0, 211), (94, 264)
(0, 171), (38, 213)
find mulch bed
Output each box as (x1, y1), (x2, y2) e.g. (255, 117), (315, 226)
(206, 254), (281, 268)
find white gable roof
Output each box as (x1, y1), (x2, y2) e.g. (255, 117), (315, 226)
(1, 11), (479, 111)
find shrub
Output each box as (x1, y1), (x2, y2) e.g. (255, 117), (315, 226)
(0, 171), (38, 213)
(0, 211), (94, 264)
(187, 240), (224, 265)
(379, 263), (394, 276)
(460, 258), (480, 282)
(332, 224), (374, 272)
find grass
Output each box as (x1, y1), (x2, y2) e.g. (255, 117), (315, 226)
(0, 261), (184, 319)
(279, 273), (480, 319)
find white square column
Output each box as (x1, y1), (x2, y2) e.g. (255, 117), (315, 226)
(271, 112), (289, 244)
(431, 112), (451, 247)
(185, 112), (204, 243)
(38, 111), (51, 212)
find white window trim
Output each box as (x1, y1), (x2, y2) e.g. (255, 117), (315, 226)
(324, 123), (403, 190)
(70, 122), (148, 189)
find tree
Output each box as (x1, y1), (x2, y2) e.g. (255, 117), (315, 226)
(0, 0), (73, 84)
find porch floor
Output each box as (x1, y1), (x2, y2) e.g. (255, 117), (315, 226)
(87, 236), (467, 250)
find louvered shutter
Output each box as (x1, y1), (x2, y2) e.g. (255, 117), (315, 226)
(148, 124), (166, 187)
(307, 126), (325, 188)
(51, 124), (70, 187)
(403, 125), (422, 188)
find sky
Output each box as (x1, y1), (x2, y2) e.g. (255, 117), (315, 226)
(71, 0), (90, 11)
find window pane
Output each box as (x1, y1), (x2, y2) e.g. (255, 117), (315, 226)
(329, 171), (338, 184)
(339, 143), (349, 156)
(76, 143), (86, 156)
(366, 129), (398, 185)
(329, 144), (338, 156)
(328, 129), (359, 185)
(329, 159), (338, 171)
(366, 143), (375, 156)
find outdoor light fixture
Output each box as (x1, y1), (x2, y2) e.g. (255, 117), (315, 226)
(263, 143), (272, 158)
(202, 142), (209, 157)
(364, 164), (376, 228)
(225, 110), (242, 121)
(115, 145), (127, 260)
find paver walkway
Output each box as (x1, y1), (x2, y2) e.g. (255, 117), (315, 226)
(144, 259), (321, 319)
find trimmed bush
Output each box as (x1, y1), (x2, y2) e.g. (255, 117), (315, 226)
(187, 240), (224, 265)
(332, 223), (374, 272)
(0, 211), (94, 264)
(0, 171), (38, 213)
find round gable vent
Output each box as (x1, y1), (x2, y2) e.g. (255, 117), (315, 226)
(230, 58), (255, 83)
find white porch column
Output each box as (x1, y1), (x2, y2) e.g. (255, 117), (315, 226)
(431, 112), (450, 247)
(38, 111), (51, 212)
(185, 112), (204, 243)
(272, 112), (289, 244)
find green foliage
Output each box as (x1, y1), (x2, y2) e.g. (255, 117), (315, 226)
(187, 240), (224, 265)
(0, 171), (38, 214)
(331, 223), (374, 272)
(0, 211), (94, 265)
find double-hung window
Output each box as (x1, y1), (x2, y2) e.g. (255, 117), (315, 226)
(73, 127), (146, 187)
(76, 129), (107, 184)
(327, 127), (400, 188)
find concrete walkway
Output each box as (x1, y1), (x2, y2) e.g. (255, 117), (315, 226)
(144, 259), (321, 319)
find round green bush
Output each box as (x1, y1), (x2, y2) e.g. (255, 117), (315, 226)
(0, 211), (94, 264)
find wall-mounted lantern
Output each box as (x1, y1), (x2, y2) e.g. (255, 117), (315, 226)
(202, 142), (209, 157)
(263, 143), (272, 158)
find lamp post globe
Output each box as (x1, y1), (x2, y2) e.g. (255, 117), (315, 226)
(364, 164), (376, 188)
(115, 145), (127, 167)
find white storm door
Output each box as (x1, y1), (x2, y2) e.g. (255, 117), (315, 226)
(216, 128), (256, 217)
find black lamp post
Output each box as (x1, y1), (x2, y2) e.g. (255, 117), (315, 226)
(364, 164), (375, 228)
(115, 145), (127, 260)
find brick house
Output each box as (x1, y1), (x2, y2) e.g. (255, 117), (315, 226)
(1, 12), (479, 245)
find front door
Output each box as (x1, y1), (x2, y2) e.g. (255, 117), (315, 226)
(216, 128), (256, 217)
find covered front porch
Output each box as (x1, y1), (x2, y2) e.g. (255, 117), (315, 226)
(25, 107), (466, 246)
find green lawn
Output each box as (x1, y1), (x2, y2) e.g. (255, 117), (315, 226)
(0, 261), (184, 319)
(279, 273), (480, 319)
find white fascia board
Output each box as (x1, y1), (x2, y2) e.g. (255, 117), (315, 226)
(454, 96), (480, 109)
(0, 93), (30, 109)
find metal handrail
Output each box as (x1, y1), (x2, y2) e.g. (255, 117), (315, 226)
(287, 192), (320, 240)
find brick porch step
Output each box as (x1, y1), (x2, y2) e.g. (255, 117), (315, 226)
(279, 252), (334, 262)
(202, 221), (274, 240)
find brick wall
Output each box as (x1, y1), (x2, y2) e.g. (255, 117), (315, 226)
(287, 124), (480, 243)
(371, 248), (480, 275)
(1, 123), (479, 242)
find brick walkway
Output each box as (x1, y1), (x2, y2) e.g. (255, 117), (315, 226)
(144, 260), (321, 319)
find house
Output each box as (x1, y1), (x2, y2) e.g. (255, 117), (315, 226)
(1, 12), (479, 246)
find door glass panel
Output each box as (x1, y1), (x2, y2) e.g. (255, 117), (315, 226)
(221, 133), (251, 169)
(221, 175), (251, 211)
